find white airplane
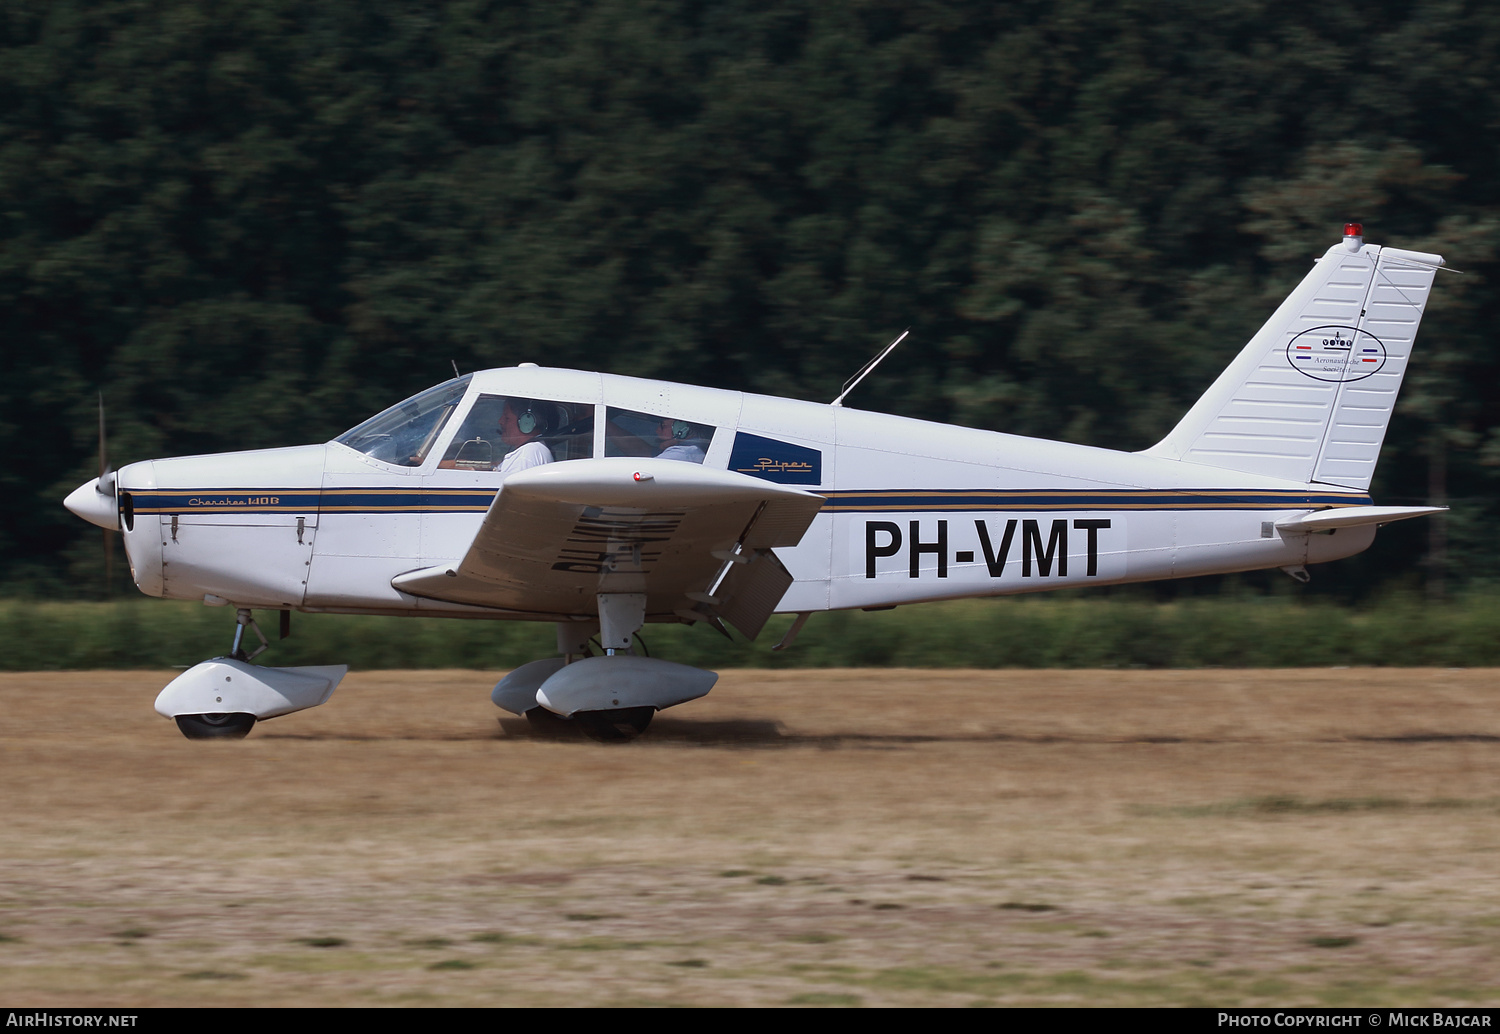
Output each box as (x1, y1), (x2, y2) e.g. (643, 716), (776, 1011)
(65, 225), (1447, 741)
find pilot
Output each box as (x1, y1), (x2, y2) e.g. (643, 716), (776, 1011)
(495, 400), (554, 475)
(655, 417), (707, 464)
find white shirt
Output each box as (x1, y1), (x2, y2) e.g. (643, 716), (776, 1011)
(497, 440), (553, 475)
(657, 443), (706, 464)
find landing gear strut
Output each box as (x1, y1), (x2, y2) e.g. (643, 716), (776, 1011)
(230, 608), (269, 661)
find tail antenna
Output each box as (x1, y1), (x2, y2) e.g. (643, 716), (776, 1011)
(831, 328), (910, 407)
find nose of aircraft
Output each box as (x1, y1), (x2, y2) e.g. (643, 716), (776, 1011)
(64, 475), (119, 530)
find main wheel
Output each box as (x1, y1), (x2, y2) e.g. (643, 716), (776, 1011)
(175, 712), (257, 740)
(575, 706), (654, 743)
(524, 706), (580, 739)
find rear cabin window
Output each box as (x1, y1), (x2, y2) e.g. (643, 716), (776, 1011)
(439, 395), (594, 471)
(604, 408), (714, 464)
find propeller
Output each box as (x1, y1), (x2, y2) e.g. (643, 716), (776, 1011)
(97, 393), (115, 597)
(62, 394), (124, 567)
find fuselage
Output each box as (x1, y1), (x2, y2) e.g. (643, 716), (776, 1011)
(101, 365), (1372, 620)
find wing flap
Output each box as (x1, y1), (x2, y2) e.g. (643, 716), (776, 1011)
(716, 548), (795, 641)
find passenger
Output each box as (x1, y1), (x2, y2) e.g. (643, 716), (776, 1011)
(655, 417), (707, 464)
(496, 401), (554, 474)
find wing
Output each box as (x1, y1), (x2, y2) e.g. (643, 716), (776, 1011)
(391, 458), (825, 638)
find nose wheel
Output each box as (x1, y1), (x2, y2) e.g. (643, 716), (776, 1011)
(175, 712), (257, 740)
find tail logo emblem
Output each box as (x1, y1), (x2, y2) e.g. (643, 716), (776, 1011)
(1285, 324), (1387, 382)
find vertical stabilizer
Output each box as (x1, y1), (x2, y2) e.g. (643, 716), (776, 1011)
(1144, 229), (1443, 490)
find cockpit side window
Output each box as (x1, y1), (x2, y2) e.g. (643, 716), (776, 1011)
(604, 408), (714, 464)
(439, 395), (594, 471)
(335, 376), (471, 467)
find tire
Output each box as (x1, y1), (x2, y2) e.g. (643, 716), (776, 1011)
(524, 707), (580, 739)
(175, 712), (257, 740)
(575, 706), (654, 743)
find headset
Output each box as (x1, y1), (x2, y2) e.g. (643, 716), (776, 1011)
(670, 420), (691, 440)
(506, 401), (550, 437)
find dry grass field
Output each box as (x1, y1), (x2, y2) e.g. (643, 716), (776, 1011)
(1, 667), (1498, 1007)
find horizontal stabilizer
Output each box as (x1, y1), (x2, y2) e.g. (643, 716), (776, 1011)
(1275, 505), (1446, 532)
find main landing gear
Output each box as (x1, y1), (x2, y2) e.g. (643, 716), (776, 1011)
(494, 594), (719, 743)
(520, 701), (654, 743)
(574, 707), (656, 743)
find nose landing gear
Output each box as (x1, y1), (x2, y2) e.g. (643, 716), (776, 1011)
(156, 608), (346, 740)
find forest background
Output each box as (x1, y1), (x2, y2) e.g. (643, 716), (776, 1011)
(4, 0), (1498, 605)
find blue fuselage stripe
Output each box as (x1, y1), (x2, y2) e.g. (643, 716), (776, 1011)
(820, 490), (1370, 512)
(128, 487), (1373, 516)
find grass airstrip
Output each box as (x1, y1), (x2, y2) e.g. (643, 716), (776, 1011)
(1, 667), (1497, 1006)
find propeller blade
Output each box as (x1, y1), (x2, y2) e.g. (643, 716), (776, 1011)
(98, 392), (115, 596)
(98, 392), (110, 477)
(95, 392), (115, 496)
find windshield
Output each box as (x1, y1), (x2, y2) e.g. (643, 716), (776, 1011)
(335, 376), (472, 467)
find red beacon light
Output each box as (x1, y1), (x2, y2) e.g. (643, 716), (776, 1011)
(1342, 222), (1364, 251)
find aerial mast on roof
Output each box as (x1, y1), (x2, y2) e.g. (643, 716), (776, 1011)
(831, 329), (910, 407)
